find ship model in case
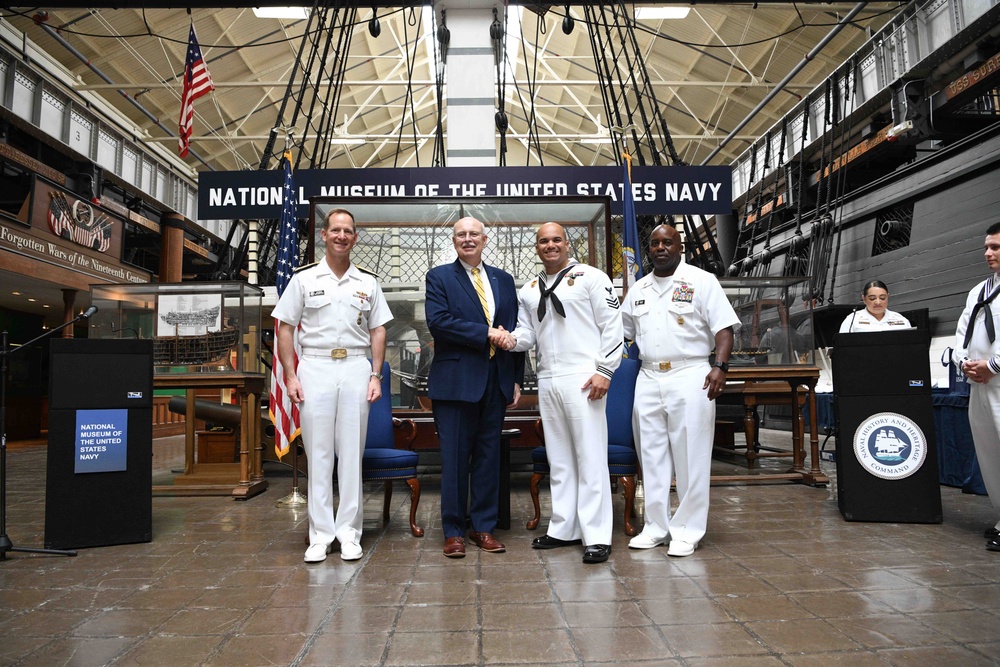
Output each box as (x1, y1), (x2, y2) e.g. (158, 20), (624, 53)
(155, 305), (241, 368)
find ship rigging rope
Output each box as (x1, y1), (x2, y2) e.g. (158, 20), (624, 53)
(395, 5), (423, 168)
(792, 101), (809, 237)
(258, 0), (321, 171)
(512, 17), (545, 166)
(807, 79), (836, 302)
(431, 6), (446, 167)
(494, 4), (510, 167)
(826, 58), (860, 304)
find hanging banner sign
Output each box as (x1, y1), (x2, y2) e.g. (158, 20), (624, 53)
(198, 165), (732, 220)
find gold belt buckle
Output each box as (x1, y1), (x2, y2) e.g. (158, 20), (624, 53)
(331, 348), (348, 359)
(658, 361), (672, 371)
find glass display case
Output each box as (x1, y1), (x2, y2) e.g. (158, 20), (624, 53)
(89, 281), (264, 375)
(720, 275), (814, 367)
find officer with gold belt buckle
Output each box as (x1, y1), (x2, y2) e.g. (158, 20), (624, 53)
(623, 224), (739, 558)
(274, 208), (392, 564)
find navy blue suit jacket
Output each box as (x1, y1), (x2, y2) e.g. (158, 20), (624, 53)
(425, 260), (523, 403)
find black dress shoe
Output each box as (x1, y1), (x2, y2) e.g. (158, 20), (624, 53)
(531, 535), (583, 550)
(985, 527), (1000, 539)
(583, 544), (612, 563)
(987, 536), (1000, 553)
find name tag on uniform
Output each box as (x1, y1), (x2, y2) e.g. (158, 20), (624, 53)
(309, 290), (325, 297)
(634, 299), (645, 305)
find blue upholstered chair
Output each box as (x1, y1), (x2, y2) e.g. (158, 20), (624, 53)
(362, 362), (423, 537)
(527, 357), (641, 536)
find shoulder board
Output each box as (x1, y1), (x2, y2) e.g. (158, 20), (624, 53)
(355, 264), (380, 278)
(293, 261), (319, 273)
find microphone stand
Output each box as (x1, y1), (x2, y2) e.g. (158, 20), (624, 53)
(1, 309), (96, 559)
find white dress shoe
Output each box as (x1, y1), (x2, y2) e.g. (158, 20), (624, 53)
(304, 543), (330, 563)
(340, 541), (363, 561)
(628, 533), (667, 549)
(667, 539), (696, 557)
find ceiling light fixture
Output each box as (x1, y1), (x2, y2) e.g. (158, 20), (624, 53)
(252, 7), (309, 19)
(634, 6), (691, 20)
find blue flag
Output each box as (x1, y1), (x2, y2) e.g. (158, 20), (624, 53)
(622, 156), (642, 289)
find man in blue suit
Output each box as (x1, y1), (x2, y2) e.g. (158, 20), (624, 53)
(425, 217), (524, 558)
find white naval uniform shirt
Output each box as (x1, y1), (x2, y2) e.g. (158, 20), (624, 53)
(622, 260), (740, 361)
(838, 308), (911, 334)
(955, 274), (1000, 376)
(512, 260), (624, 379)
(271, 259), (392, 347)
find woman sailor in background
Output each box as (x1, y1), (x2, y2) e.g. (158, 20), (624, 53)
(839, 280), (912, 333)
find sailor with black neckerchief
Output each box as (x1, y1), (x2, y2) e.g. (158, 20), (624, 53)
(504, 222), (623, 564)
(955, 221), (1000, 553)
(272, 207), (392, 564)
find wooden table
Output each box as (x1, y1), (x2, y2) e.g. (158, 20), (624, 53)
(153, 372), (268, 499)
(716, 366), (829, 486)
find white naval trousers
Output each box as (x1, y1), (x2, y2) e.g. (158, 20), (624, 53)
(538, 372), (613, 546)
(297, 356), (371, 547)
(967, 381), (1000, 529)
(633, 363), (715, 545)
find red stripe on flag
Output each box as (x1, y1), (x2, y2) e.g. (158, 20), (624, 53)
(269, 319), (300, 459)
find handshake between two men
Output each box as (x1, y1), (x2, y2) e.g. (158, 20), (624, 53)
(488, 326), (517, 351)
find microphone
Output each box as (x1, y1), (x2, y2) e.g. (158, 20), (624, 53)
(81, 305), (98, 319)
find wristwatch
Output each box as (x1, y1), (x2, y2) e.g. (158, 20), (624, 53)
(712, 361), (729, 373)
(371, 371), (384, 381)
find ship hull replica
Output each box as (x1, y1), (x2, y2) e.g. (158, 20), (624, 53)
(155, 304), (239, 369)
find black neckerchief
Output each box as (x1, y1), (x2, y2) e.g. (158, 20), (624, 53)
(964, 279), (1000, 347)
(537, 265), (574, 320)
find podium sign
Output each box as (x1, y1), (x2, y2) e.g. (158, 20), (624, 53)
(45, 339), (154, 549)
(832, 329), (942, 523)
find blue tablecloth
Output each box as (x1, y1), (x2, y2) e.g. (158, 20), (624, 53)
(932, 390), (987, 495)
(802, 392), (835, 434)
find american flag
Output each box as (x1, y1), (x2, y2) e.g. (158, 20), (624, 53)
(269, 150), (301, 459)
(47, 191), (73, 237)
(178, 23), (215, 158)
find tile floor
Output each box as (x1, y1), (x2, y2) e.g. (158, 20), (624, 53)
(1, 433), (999, 667)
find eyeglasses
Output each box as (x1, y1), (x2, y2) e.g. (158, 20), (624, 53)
(454, 232), (483, 240)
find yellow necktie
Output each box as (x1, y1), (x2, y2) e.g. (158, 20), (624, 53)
(472, 267), (494, 358)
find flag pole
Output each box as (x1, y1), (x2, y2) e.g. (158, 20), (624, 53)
(275, 438), (307, 508)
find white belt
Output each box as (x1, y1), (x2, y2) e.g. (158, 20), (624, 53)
(300, 347), (368, 359)
(641, 358), (706, 372)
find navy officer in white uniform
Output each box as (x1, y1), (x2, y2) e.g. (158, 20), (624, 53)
(839, 280), (911, 333)
(273, 208), (392, 563)
(623, 224), (739, 557)
(503, 222), (623, 563)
